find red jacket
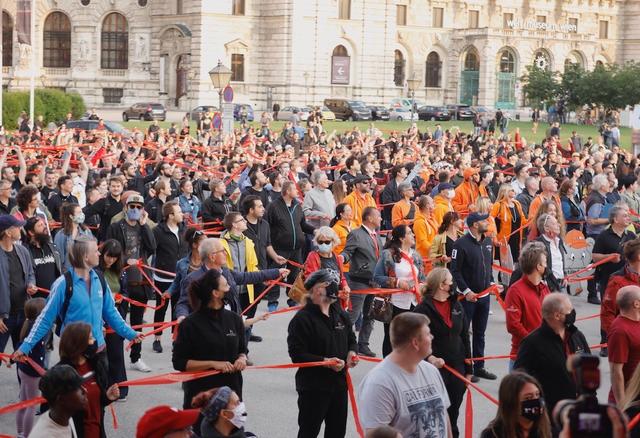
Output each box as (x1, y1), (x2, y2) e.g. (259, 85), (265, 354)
(505, 276), (551, 355)
(601, 265), (640, 334)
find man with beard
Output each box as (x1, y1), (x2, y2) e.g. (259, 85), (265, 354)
(23, 217), (62, 299)
(450, 212), (501, 381)
(83, 176), (124, 242)
(149, 163), (178, 199)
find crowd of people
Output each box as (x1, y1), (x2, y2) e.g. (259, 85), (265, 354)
(0, 107), (639, 438)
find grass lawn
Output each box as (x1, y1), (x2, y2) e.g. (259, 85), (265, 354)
(120, 119), (631, 149)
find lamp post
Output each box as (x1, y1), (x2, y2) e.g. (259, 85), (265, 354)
(406, 75), (421, 123)
(208, 60), (233, 112)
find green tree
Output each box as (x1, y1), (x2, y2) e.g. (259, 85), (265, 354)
(520, 65), (559, 109)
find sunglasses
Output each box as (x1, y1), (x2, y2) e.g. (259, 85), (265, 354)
(317, 240), (332, 245)
(128, 205), (143, 210)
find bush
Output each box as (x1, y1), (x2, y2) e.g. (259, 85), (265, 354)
(1, 88), (86, 130)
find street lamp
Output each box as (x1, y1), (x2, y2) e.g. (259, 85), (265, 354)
(406, 74), (421, 122)
(208, 60), (233, 111)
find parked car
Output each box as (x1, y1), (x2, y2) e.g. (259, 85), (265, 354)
(324, 98), (372, 121)
(276, 106), (312, 122)
(446, 104), (476, 121)
(312, 105), (336, 121)
(122, 103), (166, 122)
(190, 105), (218, 121)
(389, 98), (426, 111)
(389, 108), (418, 121)
(417, 106), (451, 121)
(368, 106), (390, 121)
(470, 106), (495, 119)
(65, 120), (131, 137)
(233, 104), (255, 122)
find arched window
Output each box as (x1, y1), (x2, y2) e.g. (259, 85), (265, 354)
(43, 12), (71, 68)
(464, 52), (479, 71)
(101, 12), (128, 70)
(2, 11), (12, 67)
(425, 52), (442, 87)
(499, 50), (515, 73)
(394, 50), (405, 87)
(331, 45), (350, 85)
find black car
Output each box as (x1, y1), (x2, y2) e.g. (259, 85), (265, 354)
(417, 106), (451, 121)
(446, 104), (476, 121)
(190, 105), (218, 121)
(367, 106), (390, 121)
(122, 103), (167, 121)
(65, 120), (132, 137)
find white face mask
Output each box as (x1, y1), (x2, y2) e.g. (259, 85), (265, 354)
(227, 402), (247, 429)
(317, 243), (333, 253)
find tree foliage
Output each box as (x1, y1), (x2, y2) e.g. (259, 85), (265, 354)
(1, 89), (85, 130)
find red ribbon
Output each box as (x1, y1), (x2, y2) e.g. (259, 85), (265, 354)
(240, 277), (283, 316)
(268, 305), (303, 315)
(563, 254), (618, 282)
(465, 389), (473, 438)
(346, 370), (365, 438)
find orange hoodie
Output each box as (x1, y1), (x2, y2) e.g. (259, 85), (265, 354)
(433, 194), (452, 228)
(343, 191), (377, 228)
(452, 180), (480, 217)
(413, 210), (438, 260)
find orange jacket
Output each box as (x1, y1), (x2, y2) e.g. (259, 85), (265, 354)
(452, 180), (479, 217)
(332, 219), (352, 271)
(413, 210), (438, 260)
(491, 200), (526, 247)
(391, 200), (415, 227)
(344, 191), (377, 228)
(433, 195), (452, 228)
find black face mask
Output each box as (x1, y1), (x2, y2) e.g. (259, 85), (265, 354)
(564, 309), (576, 328)
(521, 397), (545, 421)
(83, 342), (98, 360)
(325, 282), (339, 301)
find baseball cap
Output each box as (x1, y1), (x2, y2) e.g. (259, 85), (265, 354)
(126, 194), (145, 206)
(136, 406), (200, 438)
(353, 174), (372, 184)
(437, 182), (454, 193)
(466, 212), (489, 227)
(0, 214), (26, 234)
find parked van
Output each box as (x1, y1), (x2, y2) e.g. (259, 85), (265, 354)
(323, 98), (372, 121)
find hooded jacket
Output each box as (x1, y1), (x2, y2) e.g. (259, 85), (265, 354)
(452, 179), (479, 216)
(221, 231), (259, 302)
(601, 265), (640, 334)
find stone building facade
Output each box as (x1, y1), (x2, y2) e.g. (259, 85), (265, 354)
(1, 0), (639, 111)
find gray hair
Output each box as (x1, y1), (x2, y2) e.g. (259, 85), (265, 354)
(518, 241), (547, 275)
(541, 293), (569, 320)
(397, 182), (413, 194)
(313, 226), (340, 245)
(199, 238), (220, 260)
(310, 171), (326, 186)
(68, 234), (98, 269)
(609, 203), (627, 225)
(592, 174), (609, 192)
(617, 286), (640, 312)
(536, 213), (554, 235)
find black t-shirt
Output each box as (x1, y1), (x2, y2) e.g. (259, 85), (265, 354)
(5, 248), (26, 315)
(28, 243), (58, 292)
(593, 227), (636, 282)
(319, 253), (339, 276)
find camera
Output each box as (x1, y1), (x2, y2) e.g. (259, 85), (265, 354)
(552, 354), (613, 437)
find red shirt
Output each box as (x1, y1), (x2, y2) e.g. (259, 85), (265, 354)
(77, 361), (102, 438)
(608, 316), (640, 384)
(504, 276), (550, 355)
(432, 298), (452, 328)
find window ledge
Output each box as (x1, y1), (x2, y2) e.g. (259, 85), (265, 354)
(44, 67), (70, 76)
(101, 69), (127, 77)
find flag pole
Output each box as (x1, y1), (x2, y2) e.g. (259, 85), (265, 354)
(29, 0), (35, 129)
(0, 10), (4, 128)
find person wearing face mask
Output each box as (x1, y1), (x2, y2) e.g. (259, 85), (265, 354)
(432, 183), (455, 228)
(504, 242), (551, 371)
(191, 386), (253, 438)
(303, 227), (350, 308)
(480, 371), (552, 438)
(106, 194), (157, 373)
(287, 269), (358, 438)
(54, 203), (92, 273)
(514, 293), (590, 413)
(136, 405), (200, 438)
(57, 322), (121, 438)
(413, 268), (471, 438)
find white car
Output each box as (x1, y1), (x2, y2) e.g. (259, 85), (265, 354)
(389, 98), (426, 111)
(276, 106), (311, 121)
(389, 107), (419, 121)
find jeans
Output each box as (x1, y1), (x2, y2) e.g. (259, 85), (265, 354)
(152, 281), (175, 335)
(346, 278), (375, 350)
(128, 285), (147, 363)
(461, 296), (490, 372)
(0, 313), (26, 353)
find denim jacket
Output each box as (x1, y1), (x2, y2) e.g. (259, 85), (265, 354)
(178, 194), (201, 223)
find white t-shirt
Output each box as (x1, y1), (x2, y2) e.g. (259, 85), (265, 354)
(392, 254), (417, 310)
(358, 357), (451, 438)
(29, 412), (77, 438)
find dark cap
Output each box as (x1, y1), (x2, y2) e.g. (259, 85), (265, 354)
(437, 183), (454, 193)
(39, 364), (84, 404)
(353, 174), (372, 184)
(0, 214), (26, 234)
(466, 212), (489, 227)
(304, 268), (340, 299)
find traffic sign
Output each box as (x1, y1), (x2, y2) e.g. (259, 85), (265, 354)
(223, 85), (234, 103)
(212, 113), (222, 130)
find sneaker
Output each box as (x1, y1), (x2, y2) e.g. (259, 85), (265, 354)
(152, 340), (163, 353)
(267, 302), (278, 313)
(474, 368), (497, 380)
(599, 347), (608, 358)
(131, 359), (151, 373)
(358, 346), (377, 358)
(587, 296), (602, 305)
(470, 375), (480, 383)
(249, 334), (263, 342)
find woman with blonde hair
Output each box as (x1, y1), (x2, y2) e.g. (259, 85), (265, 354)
(413, 267), (471, 438)
(491, 184), (526, 261)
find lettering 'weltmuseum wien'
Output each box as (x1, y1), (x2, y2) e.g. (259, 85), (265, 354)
(2, 0), (640, 110)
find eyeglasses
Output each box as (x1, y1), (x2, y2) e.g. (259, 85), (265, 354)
(317, 240), (332, 245)
(128, 205), (143, 210)
(193, 230), (204, 236)
(234, 218), (247, 224)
